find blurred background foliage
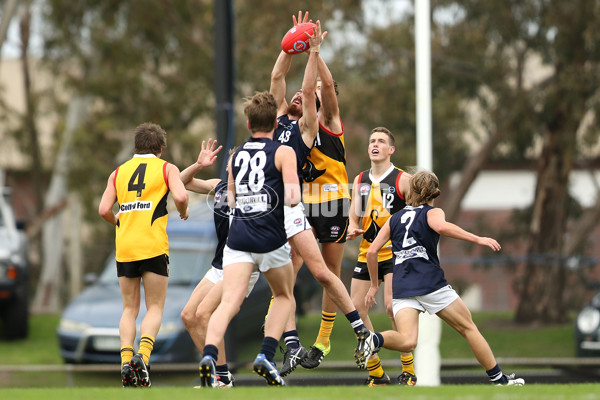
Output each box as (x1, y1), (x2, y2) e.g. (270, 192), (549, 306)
(1, 0), (600, 323)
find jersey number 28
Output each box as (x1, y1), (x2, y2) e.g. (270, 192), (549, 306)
(235, 151), (266, 193)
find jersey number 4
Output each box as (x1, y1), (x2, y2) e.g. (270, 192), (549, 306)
(128, 163), (147, 197)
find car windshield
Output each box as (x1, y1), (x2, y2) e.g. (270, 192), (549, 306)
(98, 246), (214, 286)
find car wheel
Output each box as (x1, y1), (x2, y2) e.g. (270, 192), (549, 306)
(3, 292), (29, 339)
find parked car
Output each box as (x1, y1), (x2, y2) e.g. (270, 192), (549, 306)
(0, 185), (29, 339)
(575, 289), (600, 357)
(57, 201), (271, 364)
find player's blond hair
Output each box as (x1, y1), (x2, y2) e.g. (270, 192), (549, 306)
(406, 170), (441, 206)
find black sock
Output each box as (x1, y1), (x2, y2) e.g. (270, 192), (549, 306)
(344, 310), (366, 334)
(282, 330), (300, 349)
(373, 332), (384, 348)
(260, 336), (279, 362)
(202, 344), (218, 361)
(486, 364), (507, 384)
(216, 364), (230, 384)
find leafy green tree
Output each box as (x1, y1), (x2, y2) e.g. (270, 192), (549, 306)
(40, 0), (218, 243)
(433, 0), (600, 323)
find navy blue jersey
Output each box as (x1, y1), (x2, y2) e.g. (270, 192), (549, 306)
(226, 137), (287, 253)
(274, 114), (312, 183)
(389, 204), (448, 298)
(211, 180), (229, 269)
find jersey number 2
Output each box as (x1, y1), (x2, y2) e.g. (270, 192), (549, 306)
(401, 210), (417, 248)
(128, 163), (147, 197)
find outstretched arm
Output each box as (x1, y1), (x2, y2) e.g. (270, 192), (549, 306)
(299, 20), (325, 148)
(316, 56), (342, 133)
(180, 138), (223, 194)
(427, 207), (501, 251)
(270, 51), (293, 116)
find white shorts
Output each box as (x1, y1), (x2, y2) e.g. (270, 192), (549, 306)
(223, 243), (291, 273)
(284, 203), (311, 239)
(392, 285), (459, 317)
(203, 266), (259, 297)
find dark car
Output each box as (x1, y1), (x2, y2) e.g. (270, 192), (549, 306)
(575, 290), (600, 357)
(0, 186), (29, 339)
(57, 201), (271, 364)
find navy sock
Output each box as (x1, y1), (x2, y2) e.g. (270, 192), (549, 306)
(345, 310), (367, 334)
(282, 330), (300, 349)
(373, 332), (384, 348)
(260, 336), (279, 362)
(486, 364), (506, 384)
(216, 364), (230, 384)
(202, 344), (218, 361)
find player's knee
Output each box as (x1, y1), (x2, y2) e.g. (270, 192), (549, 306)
(181, 308), (196, 328)
(405, 340), (418, 352)
(313, 267), (333, 286)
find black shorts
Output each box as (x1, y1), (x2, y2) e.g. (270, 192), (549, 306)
(305, 198), (350, 243)
(116, 254), (170, 278)
(352, 259), (393, 281)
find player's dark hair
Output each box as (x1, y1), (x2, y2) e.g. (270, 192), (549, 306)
(244, 91), (277, 133)
(134, 122), (167, 155)
(406, 170), (441, 206)
(370, 127), (395, 146)
(317, 77), (339, 96)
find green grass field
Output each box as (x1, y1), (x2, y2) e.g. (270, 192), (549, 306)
(0, 313), (598, 398)
(1, 384), (599, 400)
(238, 311), (577, 364)
(0, 311), (578, 366)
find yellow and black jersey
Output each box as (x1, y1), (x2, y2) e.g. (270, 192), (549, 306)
(357, 165), (406, 263)
(114, 155), (170, 262)
(302, 121), (350, 204)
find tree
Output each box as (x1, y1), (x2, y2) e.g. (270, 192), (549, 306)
(433, 0), (600, 324)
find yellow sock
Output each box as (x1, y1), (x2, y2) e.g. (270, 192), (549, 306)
(315, 311), (336, 347)
(367, 354), (385, 378)
(401, 353), (415, 375)
(138, 335), (155, 365)
(265, 296), (274, 320)
(120, 345), (134, 366)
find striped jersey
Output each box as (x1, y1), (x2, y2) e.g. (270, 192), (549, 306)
(356, 165), (406, 262)
(114, 155), (170, 262)
(302, 121), (350, 203)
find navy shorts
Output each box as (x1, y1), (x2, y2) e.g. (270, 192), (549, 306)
(117, 254), (170, 278)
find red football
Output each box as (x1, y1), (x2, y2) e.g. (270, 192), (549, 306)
(281, 22), (316, 55)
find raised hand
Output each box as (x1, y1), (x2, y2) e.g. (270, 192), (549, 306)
(306, 20), (327, 50)
(293, 10), (311, 26)
(196, 138), (223, 169)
